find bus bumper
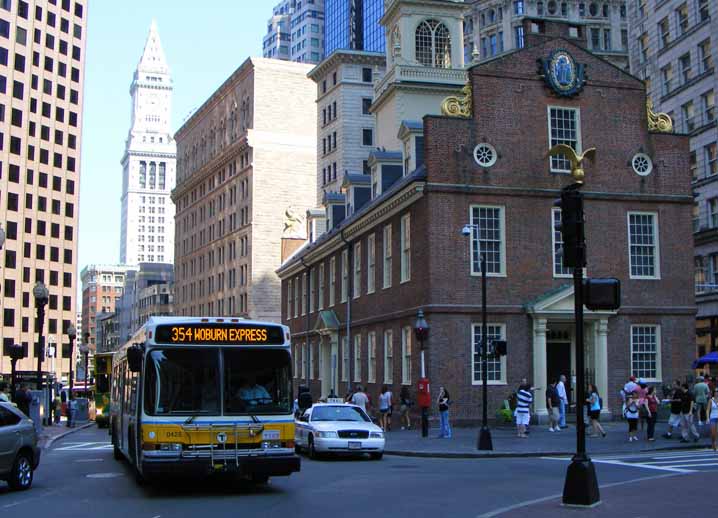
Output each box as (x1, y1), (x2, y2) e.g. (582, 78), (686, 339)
(141, 449), (301, 479)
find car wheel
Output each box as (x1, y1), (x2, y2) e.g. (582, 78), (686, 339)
(370, 452), (384, 460)
(8, 452), (33, 491)
(308, 435), (319, 460)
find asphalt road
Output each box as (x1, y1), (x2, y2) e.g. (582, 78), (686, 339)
(1, 426), (716, 518)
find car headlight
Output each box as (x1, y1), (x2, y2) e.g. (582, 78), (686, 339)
(315, 431), (338, 438)
(370, 432), (384, 439)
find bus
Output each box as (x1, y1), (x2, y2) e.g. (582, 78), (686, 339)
(110, 316), (300, 484)
(94, 352), (113, 428)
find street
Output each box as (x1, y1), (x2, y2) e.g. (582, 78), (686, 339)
(1, 425), (716, 517)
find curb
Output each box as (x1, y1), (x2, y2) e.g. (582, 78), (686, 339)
(41, 422), (94, 450)
(384, 443), (710, 460)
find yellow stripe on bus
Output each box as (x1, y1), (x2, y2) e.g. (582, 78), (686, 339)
(141, 423), (295, 445)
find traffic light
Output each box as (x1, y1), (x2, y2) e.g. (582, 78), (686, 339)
(554, 187), (586, 268)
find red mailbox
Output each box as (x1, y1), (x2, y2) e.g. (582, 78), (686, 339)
(417, 378), (431, 408)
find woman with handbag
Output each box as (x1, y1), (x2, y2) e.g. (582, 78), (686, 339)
(399, 386), (412, 430)
(624, 392), (640, 442)
(437, 386), (452, 439)
(645, 386), (659, 441)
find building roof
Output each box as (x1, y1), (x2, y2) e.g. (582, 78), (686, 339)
(307, 49), (386, 80)
(341, 173), (371, 188)
(136, 20), (170, 76)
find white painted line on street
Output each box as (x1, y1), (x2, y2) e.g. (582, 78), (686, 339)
(88, 444), (113, 450)
(54, 442), (97, 451)
(2, 489), (59, 509)
(75, 458), (104, 463)
(591, 459), (693, 473)
(476, 472), (682, 518)
(659, 462), (718, 468)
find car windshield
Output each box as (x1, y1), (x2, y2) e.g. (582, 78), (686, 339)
(311, 405), (370, 422)
(144, 348), (292, 416)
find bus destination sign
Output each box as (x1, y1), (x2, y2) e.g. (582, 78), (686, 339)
(154, 324), (284, 345)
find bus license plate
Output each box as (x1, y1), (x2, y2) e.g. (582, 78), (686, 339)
(348, 441), (361, 450)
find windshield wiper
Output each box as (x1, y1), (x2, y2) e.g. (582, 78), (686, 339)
(250, 415), (261, 424)
(184, 415), (199, 424)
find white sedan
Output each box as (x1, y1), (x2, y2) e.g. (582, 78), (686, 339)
(295, 403), (385, 460)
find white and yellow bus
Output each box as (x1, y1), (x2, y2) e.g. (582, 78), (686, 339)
(110, 316), (299, 484)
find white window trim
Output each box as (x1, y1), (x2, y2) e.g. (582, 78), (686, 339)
(469, 205), (507, 277)
(353, 334), (362, 383)
(301, 272), (307, 315)
(470, 323), (508, 386)
(318, 263), (325, 310)
(383, 330), (393, 384)
(551, 208), (573, 278)
(630, 324), (662, 383)
(329, 257), (336, 307)
(287, 279), (293, 319)
(294, 277), (299, 318)
(627, 211), (661, 280)
(367, 234), (376, 294)
(401, 326), (412, 385)
(547, 105), (582, 174)
(308, 342), (314, 380)
(368, 332), (376, 383)
(400, 214), (411, 283)
(294, 342), (300, 378)
(341, 336), (349, 382)
(341, 250), (348, 302)
(353, 242), (361, 299)
(383, 224), (393, 288)
(301, 343), (308, 381)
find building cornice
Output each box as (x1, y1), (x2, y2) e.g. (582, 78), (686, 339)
(307, 50), (386, 81)
(121, 149), (177, 166)
(381, 0), (469, 26)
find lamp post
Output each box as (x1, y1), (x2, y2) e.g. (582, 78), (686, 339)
(9, 343), (25, 401)
(79, 340), (89, 397)
(462, 224), (493, 451)
(414, 310), (430, 438)
(66, 325), (76, 427)
(33, 282), (49, 391)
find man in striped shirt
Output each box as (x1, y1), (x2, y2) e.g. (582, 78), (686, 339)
(515, 383), (533, 438)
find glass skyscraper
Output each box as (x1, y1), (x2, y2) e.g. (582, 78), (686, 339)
(325, 0), (385, 57)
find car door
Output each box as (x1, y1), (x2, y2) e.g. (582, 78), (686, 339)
(0, 406), (22, 475)
(299, 410), (311, 446)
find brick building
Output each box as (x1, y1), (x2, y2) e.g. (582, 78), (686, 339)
(277, 18), (695, 424)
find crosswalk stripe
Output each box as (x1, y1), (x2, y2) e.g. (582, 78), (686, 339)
(661, 462), (718, 468)
(54, 442), (97, 451)
(590, 459), (693, 473)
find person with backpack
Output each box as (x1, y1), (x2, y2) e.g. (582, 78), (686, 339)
(644, 386), (659, 441)
(624, 391), (640, 442)
(399, 385), (413, 430)
(515, 383), (533, 438)
(586, 383), (606, 438)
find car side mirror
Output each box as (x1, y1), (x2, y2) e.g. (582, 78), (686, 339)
(127, 344), (144, 373)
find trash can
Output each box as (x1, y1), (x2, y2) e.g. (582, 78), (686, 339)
(29, 390), (43, 435)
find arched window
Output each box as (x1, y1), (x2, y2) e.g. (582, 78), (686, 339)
(415, 19), (452, 68)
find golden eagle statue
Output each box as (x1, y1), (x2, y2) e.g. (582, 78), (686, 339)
(547, 144), (596, 184)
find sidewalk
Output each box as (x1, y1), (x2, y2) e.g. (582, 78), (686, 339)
(37, 418), (94, 449)
(384, 420), (711, 458)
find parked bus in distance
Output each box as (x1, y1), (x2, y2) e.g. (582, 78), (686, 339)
(110, 316), (299, 485)
(94, 352), (113, 428)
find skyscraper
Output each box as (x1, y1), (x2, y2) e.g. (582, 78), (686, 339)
(119, 21), (176, 266)
(325, 0), (386, 57)
(263, 0), (326, 64)
(0, 0), (88, 384)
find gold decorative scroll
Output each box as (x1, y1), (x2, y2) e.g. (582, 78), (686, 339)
(647, 99), (673, 133)
(441, 83), (472, 118)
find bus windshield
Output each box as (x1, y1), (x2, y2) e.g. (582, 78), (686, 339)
(143, 348), (291, 416)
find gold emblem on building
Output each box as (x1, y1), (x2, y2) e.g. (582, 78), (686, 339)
(646, 99), (673, 133)
(441, 83), (472, 118)
(547, 144), (596, 184)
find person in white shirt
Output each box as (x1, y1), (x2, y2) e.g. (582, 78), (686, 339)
(351, 385), (370, 413)
(556, 375), (568, 429)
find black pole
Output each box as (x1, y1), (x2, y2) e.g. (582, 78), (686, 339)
(35, 302), (46, 392)
(67, 334), (75, 427)
(420, 335), (428, 438)
(562, 187), (600, 506)
(10, 358), (17, 401)
(478, 252), (493, 450)
(83, 351), (89, 396)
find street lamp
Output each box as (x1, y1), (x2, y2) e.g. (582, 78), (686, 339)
(414, 310), (430, 438)
(33, 282), (49, 392)
(79, 340), (89, 397)
(8, 343), (25, 401)
(462, 224), (493, 451)
(66, 325), (77, 427)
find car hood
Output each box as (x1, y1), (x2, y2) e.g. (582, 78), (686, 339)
(310, 421), (382, 433)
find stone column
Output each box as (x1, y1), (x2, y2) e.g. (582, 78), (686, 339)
(532, 318), (548, 417)
(595, 318), (610, 414)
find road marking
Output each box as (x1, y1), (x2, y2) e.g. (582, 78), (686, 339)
(476, 472), (681, 518)
(591, 459), (692, 473)
(54, 442), (111, 451)
(86, 472), (124, 479)
(53, 442), (98, 451)
(75, 458), (104, 463)
(2, 489), (59, 509)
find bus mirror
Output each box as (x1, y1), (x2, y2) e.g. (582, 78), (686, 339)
(127, 345), (144, 373)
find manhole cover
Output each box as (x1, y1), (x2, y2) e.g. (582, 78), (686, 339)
(86, 472), (124, 479)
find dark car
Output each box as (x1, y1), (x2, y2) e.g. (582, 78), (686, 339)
(0, 402), (41, 490)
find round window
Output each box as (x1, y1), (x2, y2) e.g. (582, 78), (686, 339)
(632, 153), (653, 176)
(473, 143), (497, 168)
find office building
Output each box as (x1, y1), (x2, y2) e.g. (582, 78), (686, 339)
(325, 0), (386, 56)
(263, 0), (326, 64)
(119, 21), (177, 266)
(0, 0), (87, 385)
(116, 262), (173, 344)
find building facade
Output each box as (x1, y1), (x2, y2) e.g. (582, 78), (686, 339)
(173, 58), (317, 321)
(465, 0), (629, 69)
(626, 0), (716, 360)
(308, 50), (386, 203)
(119, 21), (177, 266)
(116, 262), (173, 345)
(80, 264), (135, 351)
(0, 0), (88, 385)
(325, 0), (387, 56)
(263, 0), (326, 64)
(278, 19), (695, 424)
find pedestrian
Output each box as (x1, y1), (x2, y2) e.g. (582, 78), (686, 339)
(0, 382), (9, 402)
(53, 394), (62, 424)
(546, 379), (561, 432)
(679, 383), (700, 443)
(586, 383), (606, 438)
(15, 384), (32, 416)
(644, 386), (659, 441)
(379, 385), (393, 431)
(556, 374), (568, 429)
(624, 391), (640, 442)
(437, 386), (452, 439)
(709, 388), (718, 452)
(350, 385), (370, 414)
(693, 376), (710, 426)
(399, 385), (413, 430)
(663, 380), (683, 439)
(636, 379), (648, 432)
(515, 383), (532, 438)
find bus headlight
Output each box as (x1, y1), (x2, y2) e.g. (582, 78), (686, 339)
(158, 443), (183, 452)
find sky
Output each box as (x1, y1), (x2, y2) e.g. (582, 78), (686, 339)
(78, 1), (269, 272)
